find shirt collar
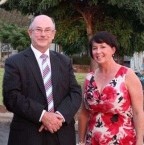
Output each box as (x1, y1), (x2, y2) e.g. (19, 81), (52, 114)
(31, 44), (50, 60)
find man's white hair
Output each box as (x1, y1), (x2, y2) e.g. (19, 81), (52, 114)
(0, 0), (7, 5)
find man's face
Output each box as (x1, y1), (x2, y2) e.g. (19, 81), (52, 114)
(28, 16), (56, 53)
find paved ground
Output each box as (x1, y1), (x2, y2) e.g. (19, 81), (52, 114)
(0, 105), (79, 145)
(0, 112), (13, 145)
(0, 122), (10, 145)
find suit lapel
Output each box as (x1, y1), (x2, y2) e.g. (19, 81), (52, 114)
(23, 49), (60, 104)
(50, 51), (60, 104)
(23, 48), (46, 98)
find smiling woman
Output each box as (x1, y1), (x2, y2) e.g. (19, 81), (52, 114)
(78, 31), (144, 145)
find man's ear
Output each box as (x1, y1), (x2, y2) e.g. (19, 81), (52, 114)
(28, 29), (32, 38)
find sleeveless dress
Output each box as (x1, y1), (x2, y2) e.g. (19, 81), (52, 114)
(84, 66), (136, 145)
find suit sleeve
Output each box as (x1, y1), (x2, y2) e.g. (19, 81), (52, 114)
(56, 59), (82, 124)
(3, 58), (45, 124)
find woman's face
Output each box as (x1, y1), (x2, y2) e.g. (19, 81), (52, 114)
(92, 42), (116, 64)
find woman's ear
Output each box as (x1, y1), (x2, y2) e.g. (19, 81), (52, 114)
(112, 47), (116, 55)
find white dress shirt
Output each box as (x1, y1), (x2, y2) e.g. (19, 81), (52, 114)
(31, 44), (65, 122)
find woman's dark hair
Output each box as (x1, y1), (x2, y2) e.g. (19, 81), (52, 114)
(89, 31), (119, 59)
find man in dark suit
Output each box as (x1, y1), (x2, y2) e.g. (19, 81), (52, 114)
(3, 15), (82, 145)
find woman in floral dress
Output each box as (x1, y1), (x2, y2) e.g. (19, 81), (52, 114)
(78, 31), (144, 145)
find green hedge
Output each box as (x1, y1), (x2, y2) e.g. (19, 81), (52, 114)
(72, 56), (90, 65)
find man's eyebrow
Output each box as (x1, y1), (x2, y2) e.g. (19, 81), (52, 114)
(35, 26), (53, 29)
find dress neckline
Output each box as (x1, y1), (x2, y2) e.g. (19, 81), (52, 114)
(92, 66), (124, 95)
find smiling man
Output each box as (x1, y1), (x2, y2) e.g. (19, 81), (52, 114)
(3, 15), (82, 145)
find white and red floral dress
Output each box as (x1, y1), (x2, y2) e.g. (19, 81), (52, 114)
(84, 66), (136, 145)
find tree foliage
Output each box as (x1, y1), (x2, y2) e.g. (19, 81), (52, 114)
(0, 21), (30, 51)
(1, 0), (144, 65)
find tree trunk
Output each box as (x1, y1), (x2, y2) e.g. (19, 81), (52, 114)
(77, 10), (96, 71)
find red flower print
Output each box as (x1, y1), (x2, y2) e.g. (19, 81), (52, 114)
(102, 113), (124, 135)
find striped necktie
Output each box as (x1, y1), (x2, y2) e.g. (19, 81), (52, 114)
(40, 54), (54, 112)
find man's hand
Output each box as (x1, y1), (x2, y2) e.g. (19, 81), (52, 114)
(39, 111), (63, 133)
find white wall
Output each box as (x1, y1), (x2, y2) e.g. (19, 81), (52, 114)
(130, 51), (144, 73)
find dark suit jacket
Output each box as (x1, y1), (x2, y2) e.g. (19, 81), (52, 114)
(3, 47), (82, 145)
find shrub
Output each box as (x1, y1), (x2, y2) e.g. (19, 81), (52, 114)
(72, 56), (90, 65)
